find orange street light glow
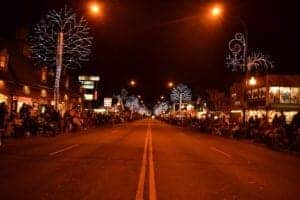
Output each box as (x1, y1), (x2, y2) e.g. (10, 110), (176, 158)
(249, 76), (257, 86)
(211, 6), (222, 17)
(168, 82), (174, 88)
(89, 2), (101, 15)
(130, 80), (136, 86)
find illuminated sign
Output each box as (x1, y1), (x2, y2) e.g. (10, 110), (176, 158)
(90, 76), (100, 81)
(84, 94), (93, 100)
(82, 84), (94, 89)
(78, 75), (100, 82)
(104, 97), (112, 107)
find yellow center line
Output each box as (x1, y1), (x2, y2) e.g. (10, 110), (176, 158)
(135, 122), (157, 200)
(135, 125), (149, 200)
(148, 125), (157, 200)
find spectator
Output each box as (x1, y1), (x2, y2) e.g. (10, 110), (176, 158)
(291, 112), (300, 129)
(272, 114), (279, 127)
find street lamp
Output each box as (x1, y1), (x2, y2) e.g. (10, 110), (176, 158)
(167, 81), (174, 88)
(88, 2), (102, 16)
(248, 76), (257, 86)
(130, 80), (136, 87)
(211, 5), (222, 17)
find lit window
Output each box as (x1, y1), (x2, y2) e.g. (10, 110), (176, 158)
(41, 68), (47, 82)
(41, 89), (47, 97)
(279, 87), (291, 103)
(23, 85), (30, 95)
(269, 87), (280, 103)
(291, 87), (300, 104)
(0, 80), (4, 89)
(0, 49), (9, 71)
(259, 87), (266, 98)
(84, 94), (93, 100)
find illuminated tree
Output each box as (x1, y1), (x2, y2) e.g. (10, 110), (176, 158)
(121, 88), (128, 102)
(28, 6), (93, 109)
(125, 96), (140, 112)
(170, 83), (192, 118)
(153, 101), (170, 116)
(170, 83), (192, 103)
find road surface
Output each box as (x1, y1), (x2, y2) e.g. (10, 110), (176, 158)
(0, 119), (299, 199)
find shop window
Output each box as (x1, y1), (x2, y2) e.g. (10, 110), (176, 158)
(269, 87), (280, 103)
(280, 87), (291, 103)
(0, 49), (9, 71)
(41, 68), (47, 82)
(291, 87), (300, 104)
(0, 93), (8, 104)
(41, 89), (47, 98)
(0, 80), (4, 89)
(252, 89), (259, 99)
(259, 87), (266, 98)
(23, 85), (30, 95)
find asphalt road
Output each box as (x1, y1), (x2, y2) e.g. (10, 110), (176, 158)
(0, 119), (300, 200)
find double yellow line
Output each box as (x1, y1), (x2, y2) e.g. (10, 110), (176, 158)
(136, 123), (157, 200)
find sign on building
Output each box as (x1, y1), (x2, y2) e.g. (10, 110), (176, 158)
(104, 97), (112, 108)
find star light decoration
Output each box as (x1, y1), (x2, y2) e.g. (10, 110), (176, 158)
(226, 33), (273, 73)
(28, 6), (93, 69)
(170, 83), (192, 103)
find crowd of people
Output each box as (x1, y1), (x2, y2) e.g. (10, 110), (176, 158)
(160, 112), (300, 151)
(0, 102), (143, 146)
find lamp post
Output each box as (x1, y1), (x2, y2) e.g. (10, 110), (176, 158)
(179, 93), (183, 119)
(128, 79), (137, 119)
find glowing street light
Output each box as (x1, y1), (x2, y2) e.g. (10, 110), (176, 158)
(130, 80), (136, 87)
(88, 2), (101, 16)
(160, 95), (165, 100)
(211, 5), (222, 17)
(168, 81), (174, 88)
(248, 76), (257, 86)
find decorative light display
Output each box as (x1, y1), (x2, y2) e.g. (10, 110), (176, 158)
(246, 52), (273, 72)
(125, 95), (140, 112)
(226, 32), (273, 73)
(153, 101), (170, 116)
(170, 83), (192, 103)
(28, 6), (93, 109)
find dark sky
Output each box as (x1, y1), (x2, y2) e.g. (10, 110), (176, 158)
(0, 0), (299, 106)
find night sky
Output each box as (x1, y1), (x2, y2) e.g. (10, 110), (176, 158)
(1, 0), (299, 106)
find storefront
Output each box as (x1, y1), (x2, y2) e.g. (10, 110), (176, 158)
(13, 96), (32, 112)
(0, 93), (8, 104)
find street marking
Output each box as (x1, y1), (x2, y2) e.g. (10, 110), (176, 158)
(210, 146), (232, 159)
(148, 126), (157, 200)
(135, 123), (157, 200)
(49, 144), (79, 156)
(135, 127), (149, 200)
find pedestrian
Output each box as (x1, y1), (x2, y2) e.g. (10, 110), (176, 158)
(291, 112), (300, 129)
(272, 114), (279, 128)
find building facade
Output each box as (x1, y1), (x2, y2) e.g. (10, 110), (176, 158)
(0, 37), (81, 115)
(230, 74), (300, 123)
